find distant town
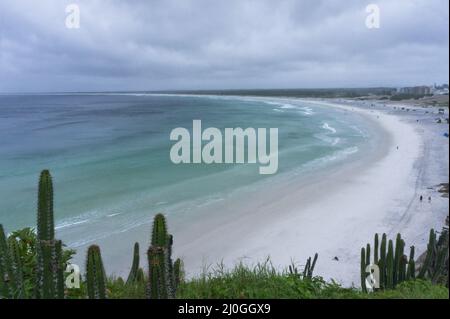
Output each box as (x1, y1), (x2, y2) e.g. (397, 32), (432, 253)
(396, 84), (449, 96)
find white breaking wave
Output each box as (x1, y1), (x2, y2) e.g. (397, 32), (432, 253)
(322, 122), (337, 134)
(55, 219), (89, 230)
(301, 146), (359, 171)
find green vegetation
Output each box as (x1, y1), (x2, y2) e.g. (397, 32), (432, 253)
(390, 94), (431, 101)
(360, 233), (416, 292)
(158, 88), (396, 99)
(177, 263), (447, 299)
(0, 170), (448, 299)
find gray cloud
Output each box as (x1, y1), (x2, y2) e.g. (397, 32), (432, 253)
(0, 0), (448, 92)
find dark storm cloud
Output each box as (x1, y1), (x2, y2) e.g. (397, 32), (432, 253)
(0, 0), (448, 92)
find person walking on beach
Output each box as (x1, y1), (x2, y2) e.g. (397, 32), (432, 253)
(420, 195), (423, 202)
(428, 196), (431, 202)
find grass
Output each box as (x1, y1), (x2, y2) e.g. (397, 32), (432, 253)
(176, 262), (448, 299)
(100, 260), (449, 299)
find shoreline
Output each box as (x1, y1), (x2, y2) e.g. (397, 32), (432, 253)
(173, 98), (423, 286)
(69, 96), (448, 287)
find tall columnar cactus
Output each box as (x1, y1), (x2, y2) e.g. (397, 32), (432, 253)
(86, 245), (107, 299)
(35, 170), (64, 299)
(147, 214), (177, 299)
(418, 229), (436, 279)
(55, 240), (65, 298)
(385, 240), (394, 289)
(173, 258), (184, 290)
(7, 237), (25, 298)
(360, 247), (367, 293)
(374, 233), (379, 265)
(393, 233), (404, 285)
(126, 242), (140, 285)
(0, 225), (17, 298)
(151, 214), (169, 247)
(37, 170), (54, 241)
(365, 244), (371, 266)
(379, 233), (387, 288)
(406, 246), (416, 280)
(418, 228), (449, 285)
(147, 246), (170, 299)
(136, 268), (145, 283)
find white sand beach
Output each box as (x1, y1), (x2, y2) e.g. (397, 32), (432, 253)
(82, 98), (448, 287)
(169, 99), (449, 286)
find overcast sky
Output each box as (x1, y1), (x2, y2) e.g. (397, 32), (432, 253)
(0, 0), (448, 92)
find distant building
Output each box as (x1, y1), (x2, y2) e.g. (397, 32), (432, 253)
(397, 86), (432, 95)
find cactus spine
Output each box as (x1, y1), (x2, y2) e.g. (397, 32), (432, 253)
(126, 242), (140, 285)
(86, 245), (107, 299)
(35, 170), (64, 299)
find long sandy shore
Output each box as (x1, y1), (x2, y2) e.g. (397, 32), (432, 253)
(76, 98), (448, 287)
(169, 98), (448, 286)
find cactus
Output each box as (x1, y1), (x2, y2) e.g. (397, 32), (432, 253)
(151, 214), (169, 247)
(173, 258), (184, 290)
(37, 170), (54, 241)
(418, 229), (436, 279)
(406, 246), (416, 280)
(360, 247), (367, 293)
(7, 237), (25, 298)
(126, 242), (140, 285)
(365, 243), (371, 266)
(147, 246), (170, 299)
(303, 253), (318, 279)
(86, 245), (107, 299)
(0, 225), (17, 298)
(55, 240), (65, 298)
(379, 233), (387, 288)
(386, 240), (394, 289)
(374, 234), (379, 264)
(35, 170), (64, 299)
(136, 268), (145, 283)
(147, 214), (176, 299)
(418, 228), (449, 285)
(361, 232), (418, 292)
(393, 233), (404, 285)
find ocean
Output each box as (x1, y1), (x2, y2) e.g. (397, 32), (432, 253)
(0, 93), (372, 250)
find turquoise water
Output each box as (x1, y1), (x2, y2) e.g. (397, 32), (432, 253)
(0, 94), (370, 247)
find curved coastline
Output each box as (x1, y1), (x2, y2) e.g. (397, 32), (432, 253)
(169, 98), (422, 285)
(68, 95), (430, 287)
